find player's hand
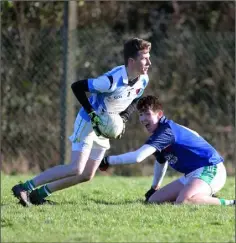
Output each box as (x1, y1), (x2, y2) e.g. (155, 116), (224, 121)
(88, 111), (104, 137)
(116, 117), (126, 139)
(144, 187), (158, 202)
(99, 156), (109, 171)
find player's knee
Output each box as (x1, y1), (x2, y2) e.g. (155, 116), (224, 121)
(147, 198), (156, 204)
(147, 196), (162, 204)
(81, 171), (95, 182)
(175, 196), (190, 204)
(70, 164), (84, 176)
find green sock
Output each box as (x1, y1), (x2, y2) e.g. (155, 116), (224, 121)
(37, 185), (52, 199)
(219, 198), (226, 205)
(22, 180), (35, 191)
(219, 198), (235, 206)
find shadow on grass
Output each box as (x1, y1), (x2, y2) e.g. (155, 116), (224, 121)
(87, 198), (145, 205)
(1, 202), (20, 208)
(1, 218), (13, 228)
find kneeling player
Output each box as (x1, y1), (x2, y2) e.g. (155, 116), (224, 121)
(99, 95), (235, 206)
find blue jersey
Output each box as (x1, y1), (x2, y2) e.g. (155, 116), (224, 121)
(145, 116), (223, 174)
(79, 65), (149, 121)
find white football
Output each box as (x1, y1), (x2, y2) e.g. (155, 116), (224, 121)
(98, 113), (124, 139)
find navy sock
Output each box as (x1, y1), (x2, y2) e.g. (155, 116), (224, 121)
(22, 180), (35, 191)
(37, 185), (52, 199)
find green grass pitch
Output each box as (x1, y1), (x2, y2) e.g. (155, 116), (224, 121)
(2, 173), (235, 242)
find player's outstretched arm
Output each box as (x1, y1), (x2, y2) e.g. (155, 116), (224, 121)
(99, 144), (156, 171)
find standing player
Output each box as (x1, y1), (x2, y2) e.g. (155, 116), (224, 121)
(99, 95), (235, 206)
(12, 38), (152, 206)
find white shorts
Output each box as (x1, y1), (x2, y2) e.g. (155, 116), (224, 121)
(69, 113), (110, 158)
(178, 162), (227, 195)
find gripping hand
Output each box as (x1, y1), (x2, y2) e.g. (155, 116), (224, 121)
(99, 156), (109, 171)
(88, 111), (103, 136)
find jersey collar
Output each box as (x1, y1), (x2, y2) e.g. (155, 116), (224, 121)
(122, 65), (140, 86)
(128, 76), (139, 86)
(159, 115), (167, 124)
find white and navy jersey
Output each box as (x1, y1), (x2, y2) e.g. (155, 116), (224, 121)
(145, 116), (224, 175)
(79, 65), (149, 121)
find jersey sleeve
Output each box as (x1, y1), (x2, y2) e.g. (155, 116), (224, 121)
(87, 75), (113, 93)
(108, 144), (157, 165)
(145, 124), (175, 152)
(152, 160), (168, 188)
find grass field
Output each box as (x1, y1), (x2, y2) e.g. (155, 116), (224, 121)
(1, 173), (235, 242)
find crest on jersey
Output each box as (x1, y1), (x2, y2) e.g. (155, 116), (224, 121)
(163, 145), (178, 165)
(136, 88), (143, 95)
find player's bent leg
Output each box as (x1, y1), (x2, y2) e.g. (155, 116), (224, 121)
(33, 150), (89, 187)
(45, 156), (104, 192)
(40, 122), (109, 191)
(25, 125), (108, 206)
(12, 150), (89, 206)
(80, 147), (107, 182)
(48, 156), (104, 192)
(33, 112), (95, 188)
(47, 147), (107, 189)
(175, 179), (233, 205)
(175, 178), (212, 204)
(175, 163), (234, 205)
(148, 179), (184, 204)
(12, 113), (95, 206)
(28, 147), (107, 205)
(78, 135), (110, 182)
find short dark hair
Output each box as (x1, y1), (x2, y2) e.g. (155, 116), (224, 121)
(123, 38), (151, 66)
(137, 95), (163, 112)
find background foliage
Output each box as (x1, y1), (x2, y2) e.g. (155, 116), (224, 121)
(1, 1), (235, 175)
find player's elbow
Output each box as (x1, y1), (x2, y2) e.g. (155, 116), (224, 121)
(71, 81), (78, 90)
(135, 155), (144, 163)
(71, 82), (78, 95)
(71, 79), (89, 93)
